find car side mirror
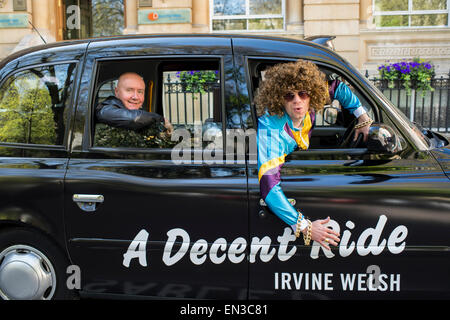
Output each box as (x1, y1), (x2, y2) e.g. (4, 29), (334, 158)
(323, 106), (340, 125)
(367, 123), (406, 154)
(421, 128), (449, 148)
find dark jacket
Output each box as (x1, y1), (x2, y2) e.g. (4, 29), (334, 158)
(96, 96), (164, 131)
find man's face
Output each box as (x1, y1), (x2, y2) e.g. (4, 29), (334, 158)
(283, 90), (310, 126)
(115, 73), (145, 110)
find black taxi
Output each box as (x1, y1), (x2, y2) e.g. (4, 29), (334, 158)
(0, 34), (448, 300)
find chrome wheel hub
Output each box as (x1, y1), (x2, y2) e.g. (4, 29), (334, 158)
(0, 245), (56, 300)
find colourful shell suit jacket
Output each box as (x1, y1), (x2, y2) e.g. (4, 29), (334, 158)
(257, 79), (366, 226)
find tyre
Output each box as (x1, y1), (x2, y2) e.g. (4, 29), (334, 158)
(0, 227), (76, 300)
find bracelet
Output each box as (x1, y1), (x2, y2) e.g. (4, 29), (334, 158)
(294, 211), (304, 238)
(303, 219), (312, 245)
(354, 119), (373, 129)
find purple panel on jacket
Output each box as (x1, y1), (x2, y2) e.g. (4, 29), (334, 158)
(259, 165), (283, 199)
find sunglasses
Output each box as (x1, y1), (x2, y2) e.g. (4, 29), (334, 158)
(284, 91), (310, 102)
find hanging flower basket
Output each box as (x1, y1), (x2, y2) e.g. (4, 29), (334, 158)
(176, 70), (219, 94)
(377, 58), (435, 96)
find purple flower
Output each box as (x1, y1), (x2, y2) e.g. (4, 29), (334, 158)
(401, 67), (410, 74)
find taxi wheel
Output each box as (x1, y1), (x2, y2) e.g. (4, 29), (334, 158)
(0, 227), (76, 300)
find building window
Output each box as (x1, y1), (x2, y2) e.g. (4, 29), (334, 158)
(92, 0), (124, 37)
(63, 0), (124, 40)
(211, 0), (285, 32)
(373, 0), (449, 28)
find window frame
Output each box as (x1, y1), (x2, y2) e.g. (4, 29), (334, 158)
(210, 0), (286, 33)
(88, 55), (227, 154)
(62, 0), (125, 40)
(0, 60), (79, 150)
(372, 0), (450, 29)
(244, 56), (414, 155)
(246, 56), (381, 120)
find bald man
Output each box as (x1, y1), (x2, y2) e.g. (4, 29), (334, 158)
(96, 72), (173, 132)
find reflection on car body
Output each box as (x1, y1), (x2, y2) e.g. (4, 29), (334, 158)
(0, 34), (448, 300)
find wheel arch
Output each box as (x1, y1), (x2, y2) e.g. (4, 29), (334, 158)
(0, 208), (68, 260)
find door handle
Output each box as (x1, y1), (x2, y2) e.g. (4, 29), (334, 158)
(72, 194), (104, 212)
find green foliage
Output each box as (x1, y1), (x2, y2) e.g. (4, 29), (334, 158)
(94, 123), (178, 149)
(176, 70), (219, 94)
(0, 83), (57, 145)
(378, 58), (435, 96)
(92, 0), (124, 37)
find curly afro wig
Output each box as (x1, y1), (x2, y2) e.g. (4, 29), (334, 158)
(254, 59), (329, 117)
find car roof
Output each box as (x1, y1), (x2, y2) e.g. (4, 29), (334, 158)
(2, 33), (331, 61)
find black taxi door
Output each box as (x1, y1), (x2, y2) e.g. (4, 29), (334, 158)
(63, 36), (248, 299)
(232, 37), (450, 299)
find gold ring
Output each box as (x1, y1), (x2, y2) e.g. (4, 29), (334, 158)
(324, 238), (329, 243)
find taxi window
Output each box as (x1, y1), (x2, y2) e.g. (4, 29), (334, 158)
(248, 58), (380, 150)
(0, 63), (76, 146)
(92, 58), (222, 150)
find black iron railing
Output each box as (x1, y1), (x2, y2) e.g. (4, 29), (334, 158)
(163, 73), (220, 126)
(367, 71), (450, 133)
(164, 70), (450, 133)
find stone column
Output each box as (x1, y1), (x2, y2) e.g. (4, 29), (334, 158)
(32, 0), (50, 33)
(192, 0), (209, 33)
(359, 0), (373, 30)
(12, 0), (55, 52)
(286, 0), (303, 36)
(124, 0), (138, 34)
(359, 0), (372, 73)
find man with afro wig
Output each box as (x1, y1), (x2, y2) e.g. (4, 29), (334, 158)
(255, 59), (372, 250)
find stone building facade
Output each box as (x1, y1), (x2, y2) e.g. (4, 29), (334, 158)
(0, 0), (449, 75)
